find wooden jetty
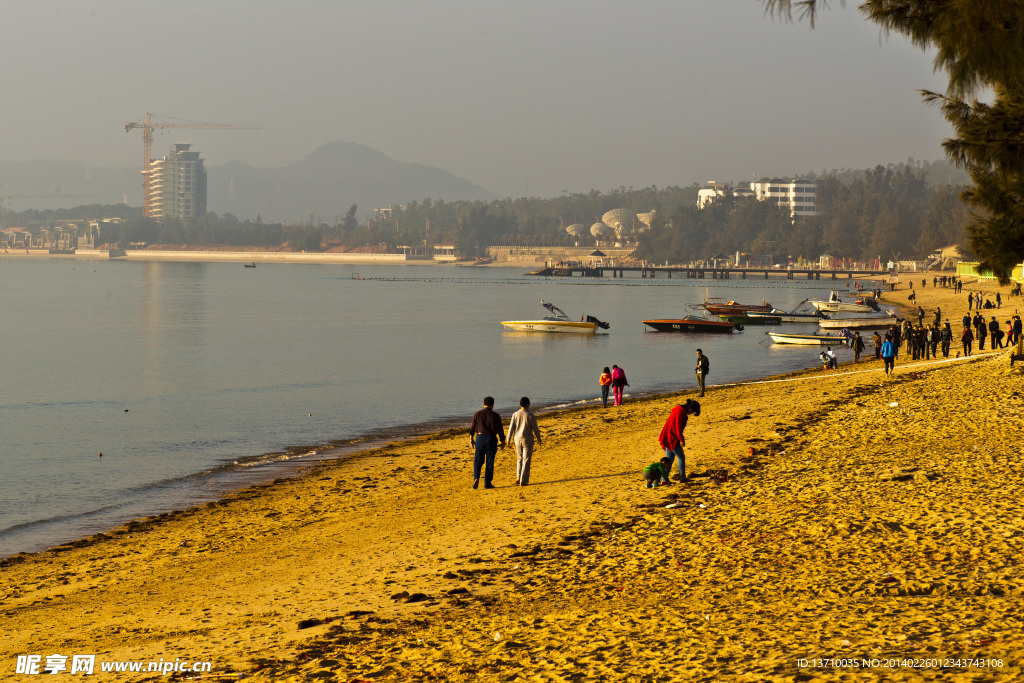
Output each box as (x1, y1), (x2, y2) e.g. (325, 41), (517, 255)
(528, 266), (886, 280)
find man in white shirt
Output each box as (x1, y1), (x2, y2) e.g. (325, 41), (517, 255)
(507, 397), (542, 486)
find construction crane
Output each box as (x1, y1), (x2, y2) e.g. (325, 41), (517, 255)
(124, 113), (259, 217)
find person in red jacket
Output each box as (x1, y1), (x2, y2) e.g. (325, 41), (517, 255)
(657, 399), (700, 484)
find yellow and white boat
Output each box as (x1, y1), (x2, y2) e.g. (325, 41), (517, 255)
(502, 300), (609, 334)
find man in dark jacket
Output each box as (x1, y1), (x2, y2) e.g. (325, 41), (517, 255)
(695, 349), (709, 398)
(469, 397), (505, 490)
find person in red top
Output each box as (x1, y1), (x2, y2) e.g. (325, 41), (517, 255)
(657, 399), (700, 484)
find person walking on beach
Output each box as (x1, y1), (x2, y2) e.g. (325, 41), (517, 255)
(852, 331), (865, 364)
(941, 322), (952, 358)
(873, 330), (882, 360)
(929, 324), (940, 359)
(695, 348), (709, 397)
(599, 367), (613, 408)
(1014, 316), (1022, 345)
(611, 365), (628, 406)
(469, 397), (505, 490)
(507, 397), (541, 486)
(934, 306), (942, 327)
(917, 305), (925, 326)
(658, 399), (700, 483)
(977, 317), (988, 350)
(961, 325), (974, 357)
(881, 334), (896, 376)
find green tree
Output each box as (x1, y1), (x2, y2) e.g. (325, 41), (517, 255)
(763, 0), (1024, 281)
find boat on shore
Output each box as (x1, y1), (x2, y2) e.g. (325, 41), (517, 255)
(809, 290), (874, 313)
(818, 314), (899, 329)
(766, 331), (848, 345)
(502, 300), (610, 334)
(644, 305), (743, 333)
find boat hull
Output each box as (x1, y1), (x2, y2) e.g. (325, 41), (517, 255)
(818, 317), (897, 329)
(643, 319), (739, 333)
(501, 320), (597, 334)
(718, 313), (781, 325)
(748, 311), (824, 323)
(809, 301), (872, 313)
(767, 332), (847, 345)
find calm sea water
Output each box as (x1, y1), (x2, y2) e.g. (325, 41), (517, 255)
(0, 258), (856, 557)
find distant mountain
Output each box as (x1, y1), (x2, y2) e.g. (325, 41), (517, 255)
(210, 141), (497, 222)
(0, 142), (496, 221)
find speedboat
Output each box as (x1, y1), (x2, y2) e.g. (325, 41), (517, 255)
(746, 299), (829, 324)
(808, 290), (873, 313)
(703, 298), (773, 318)
(502, 300), (610, 334)
(644, 305), (743, 333)
(766, 331), (848, 345)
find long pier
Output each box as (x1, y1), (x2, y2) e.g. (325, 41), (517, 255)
(530, 266), (887, 280)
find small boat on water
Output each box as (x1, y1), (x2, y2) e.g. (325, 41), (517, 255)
(766, 331), (848, 345)
(244, 262), (257, 268)
(644, 305), (743, 333)
(818, 314), (899, 329)
(502, 300), (610, 334)
(703, 298), (773, 318)
(809, 290), (873, 313)
(740, 299), (828, 324)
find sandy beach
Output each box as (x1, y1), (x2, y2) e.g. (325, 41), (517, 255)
(2, 273), (1023, 681)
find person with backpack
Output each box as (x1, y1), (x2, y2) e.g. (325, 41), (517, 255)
(610, 364), (628, 406)
(695, 348), (709, 397)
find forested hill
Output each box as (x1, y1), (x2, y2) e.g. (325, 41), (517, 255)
(4, 159), (971, 263)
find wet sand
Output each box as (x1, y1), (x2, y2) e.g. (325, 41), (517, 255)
(2, 273), (1022, 681)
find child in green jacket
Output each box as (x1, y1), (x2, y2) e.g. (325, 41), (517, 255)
(643, 457), (672, 488)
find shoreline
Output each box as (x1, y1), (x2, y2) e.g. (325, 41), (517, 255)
(3, 272), (1021, 680)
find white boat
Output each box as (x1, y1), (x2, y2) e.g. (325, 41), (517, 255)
(502, 300), (610, 334)
(818, 314), (898, 329)
(766, 331), (848, 345)
(747, 300), (828, 323)
(809, 290), (873, 313)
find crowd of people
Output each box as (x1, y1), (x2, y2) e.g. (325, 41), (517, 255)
(470, 275), (1022, 492)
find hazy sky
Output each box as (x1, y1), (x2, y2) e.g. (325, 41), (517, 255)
(2, 1), (951, 198)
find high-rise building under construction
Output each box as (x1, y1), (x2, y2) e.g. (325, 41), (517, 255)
(149, 143), (207, 221)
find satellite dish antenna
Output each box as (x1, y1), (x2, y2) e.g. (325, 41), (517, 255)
(601, 208), (635, 238)
(590, 223), (606, 238)
(636, 209), (658, 229)
(565, 223), (585, 237)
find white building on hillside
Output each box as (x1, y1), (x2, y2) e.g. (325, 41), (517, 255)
(750, 178), (820, 217)
(697, 181), (754, 208)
